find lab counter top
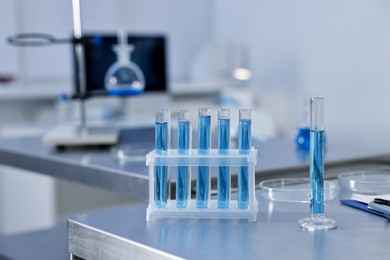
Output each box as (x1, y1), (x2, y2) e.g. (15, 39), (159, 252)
(0, 127), (389, 200)
(67, 186), (390, 259)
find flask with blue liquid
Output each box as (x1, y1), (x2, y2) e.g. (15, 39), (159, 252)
(104, 29), (145, 96)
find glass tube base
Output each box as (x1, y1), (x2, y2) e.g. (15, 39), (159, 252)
(298, 215), (337, 230)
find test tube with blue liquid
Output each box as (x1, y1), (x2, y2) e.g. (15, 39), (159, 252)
(196, 108), (211, 208)
(176, 110), (191, 208)
(298, 97), (336, 230)
(218, 108), (230, 208)
(155, 109), (169, 208)
(238, 109), (251, 209)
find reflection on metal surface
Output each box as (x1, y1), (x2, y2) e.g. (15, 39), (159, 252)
(68, 193), (390, 259)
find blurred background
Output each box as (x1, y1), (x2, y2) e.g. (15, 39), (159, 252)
(1, 0), (390, 236)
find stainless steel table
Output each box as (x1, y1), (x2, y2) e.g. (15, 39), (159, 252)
(0, 127), (389, 259)
(0, 127), (389, 200)
(0, 128), (154, 199)
(68, 187), (390, 259)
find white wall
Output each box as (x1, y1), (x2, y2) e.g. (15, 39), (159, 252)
(0, 0), (18, 75)
(214, 0), (390, 149)
(0, 0), (213, 83)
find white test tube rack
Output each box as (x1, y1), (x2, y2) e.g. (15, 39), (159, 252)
(146, 148), (258, 222)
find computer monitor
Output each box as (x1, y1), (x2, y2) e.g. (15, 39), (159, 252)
(73, 33), (167, 97)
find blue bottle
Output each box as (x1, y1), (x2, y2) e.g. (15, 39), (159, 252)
(296, 126), (310, 151)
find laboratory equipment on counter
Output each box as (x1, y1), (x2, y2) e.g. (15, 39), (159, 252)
(43, 0), (118, 146)
(218, 108), (230, 208)
(146, 108), (258, 222)
(9, 0), (167, 147)
(295, 96), (311, 150)
(295, 94), (327, 152)
(259, 178), (336, 203)
(154, 109), (170, 207)
(238, 109), (251, 209)
(338, 171), (390, 195)
(176, 110), (191, 208)
(104, 29), (145, 96)
(298, 97), (337, 230)
(196, 108), (211, 208)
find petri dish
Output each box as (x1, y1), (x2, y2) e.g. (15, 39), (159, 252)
(259, 178), (336, 203)
(338, 171), (390, 195)
(111, 142), (154, 162)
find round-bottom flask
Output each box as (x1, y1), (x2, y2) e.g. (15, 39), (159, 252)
(104, 29), (145, 96)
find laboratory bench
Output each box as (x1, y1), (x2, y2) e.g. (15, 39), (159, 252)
(67, 186), (390, 260)
(1, 184), (388, 260)
(0, 127), (389, 200)
(0, 127), (390, 259)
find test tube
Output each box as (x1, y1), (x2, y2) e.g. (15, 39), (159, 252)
(196, 108), (211, 208)
(155, 109), (169, 208)
(298, 97), (336, 230)
(310, 97), (325, 216)
(238, 109), (251, 209)
(218, 108), (230, 208)
(176, 110), (191, 208)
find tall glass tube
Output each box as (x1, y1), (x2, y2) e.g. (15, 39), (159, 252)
(298, 97), (336, 230)
(310, 97), (325, 216)
(155, 109), (169, 208)
(218, 108), (230, 208)
(176, 110), (190, 208)
(196, 108), (211, 208)
(238, 109), (251, 209)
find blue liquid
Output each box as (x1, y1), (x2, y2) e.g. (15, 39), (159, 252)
(238, 119), (251, 209)
(197, 115), (211, 208)
(218, 118), (230, 208)
(177, 120), (190, 208)
(198, 116), (211, 150)
(295, 127), (310, 150)
(155, 122), (168, 208)
(310, 130), (325, 215)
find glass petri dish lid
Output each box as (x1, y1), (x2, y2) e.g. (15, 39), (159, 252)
(259, 178), (336, 203)
(338, 171), (390, 195)
(111, 142), (154, 162)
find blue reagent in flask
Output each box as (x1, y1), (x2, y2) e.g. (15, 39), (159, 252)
(104, 29), (145, 96)
(176, 110), (190, 208)
(238, 109), (251, 209)
(196, 108), (211, 208)
(218, 108), (230, 208)
(155, 109), (169, 207)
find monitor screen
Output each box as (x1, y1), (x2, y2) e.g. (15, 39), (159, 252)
(73, 33), (167, 97)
